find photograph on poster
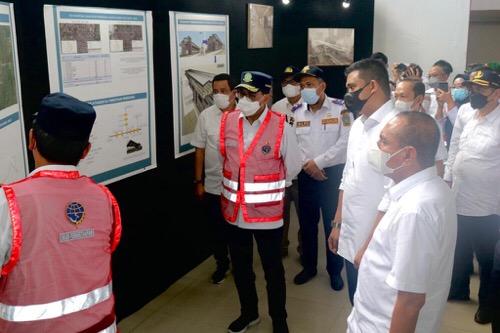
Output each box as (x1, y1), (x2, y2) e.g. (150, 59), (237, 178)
(169, 12), (229, 158)
(0, 25), (17, 109)
(308, 28), (354, 66)
(247, 3), (273, 49)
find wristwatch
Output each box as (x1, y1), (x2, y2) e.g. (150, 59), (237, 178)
(331, 221), (342, 229)
(193, 179), (203, 184)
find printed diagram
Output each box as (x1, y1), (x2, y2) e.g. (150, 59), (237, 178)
(59, 23), (102, 54)
(0, 25), (17, 111)
(110, 105), (145, 154)
(176, 31), (226, 136)
(109, 24), (143, 53)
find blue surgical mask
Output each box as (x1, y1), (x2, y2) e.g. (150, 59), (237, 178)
(301, 88), (320, 105)
(451, 88), (470, 104)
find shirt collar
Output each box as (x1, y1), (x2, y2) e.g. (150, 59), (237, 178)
(477, 104), (500, 123)
(29, 164), (78, 177)
(363, 100), (395, 130)
(387, 167), (437, 202)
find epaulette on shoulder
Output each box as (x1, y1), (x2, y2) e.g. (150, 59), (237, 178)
(331, 98), (344, 106)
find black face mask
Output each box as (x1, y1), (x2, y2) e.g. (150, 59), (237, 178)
(470, 92), (488, 110)
(344, 82), (372, 114)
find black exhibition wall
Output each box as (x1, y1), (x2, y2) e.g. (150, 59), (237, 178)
(8, 0), (374, 320)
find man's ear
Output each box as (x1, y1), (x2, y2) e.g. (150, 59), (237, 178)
(414, 95), (425, 108)
(81, 143), (92, 160)
(28, 129), (36, 151)
(406, 146), (418, 164)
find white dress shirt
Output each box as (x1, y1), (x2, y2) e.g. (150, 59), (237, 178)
(338, 101), (398, 263)
(0, 165), (79, 267)
(347, 167), (457, 333)
(190, 104), (224, 195)
(234, 107), (302, 230)
(294, 96), (353, 169)
(444, 103), (500, 216)
(272, 97), (305, 127)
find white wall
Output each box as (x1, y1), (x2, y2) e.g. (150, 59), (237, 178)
(373, 0), (471, 76)
(471, 0), (500, 11)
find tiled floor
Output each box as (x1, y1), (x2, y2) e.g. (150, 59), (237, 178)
(119, 208), (491, 333)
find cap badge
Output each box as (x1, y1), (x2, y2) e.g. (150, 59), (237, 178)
(243, 72), (253, 83)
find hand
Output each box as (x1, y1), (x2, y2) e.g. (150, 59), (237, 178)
(303, 160), (327, 181)
(436, 89), (453, 106)
(354, 246), (367, 269)
(403, 66), (420, 80)
(194, 183), (205, 200)
(328, 226), (341, 254)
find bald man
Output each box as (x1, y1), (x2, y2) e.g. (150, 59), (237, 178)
(347, 112), (457, 333)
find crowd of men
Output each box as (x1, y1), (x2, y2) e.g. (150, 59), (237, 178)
(192, 55), (500, 333)
(0, 53), (497, 333)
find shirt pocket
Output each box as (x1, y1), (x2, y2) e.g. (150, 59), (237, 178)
(295, 125), (311, 136)
(471, 125), (499, 156)
(321, 117), (340, 134)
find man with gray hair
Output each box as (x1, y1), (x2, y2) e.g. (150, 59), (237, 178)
(347, 112), (457, 333)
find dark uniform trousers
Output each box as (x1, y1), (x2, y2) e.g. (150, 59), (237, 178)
(491, 240), (500, 333)
(204, 193), (230, 269)
(226, 223), (287, 322)
(298, 164), (344, 277)
(450, 214), (500, 309)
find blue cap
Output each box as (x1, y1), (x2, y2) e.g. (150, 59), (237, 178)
(294, 65), (325, 81)
(281, 65), (300, 81)
(36, 93), (96, 141)
(235, 71), (273, 94)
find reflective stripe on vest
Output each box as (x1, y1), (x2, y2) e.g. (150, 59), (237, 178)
(99, 321), (117, 333)
(222, 187), (238, 203)
(245, 191), (284, 204)
(223, 177), (238, 191)
(0, 282), (112, 322)
(244, 180), (286, 192)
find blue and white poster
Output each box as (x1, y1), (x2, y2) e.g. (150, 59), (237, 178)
(44, 5), (156, 184)
(169, 11), (230, 158)
(0, 2), (28, 184)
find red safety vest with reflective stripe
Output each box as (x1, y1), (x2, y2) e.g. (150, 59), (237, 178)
(220, 110), (286, 223)
(0, 170), (121, 333)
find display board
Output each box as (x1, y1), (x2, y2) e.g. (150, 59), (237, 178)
(44, 5), (156, 184)
(169, 11), (229, 158)
(0, 2), (28, 185)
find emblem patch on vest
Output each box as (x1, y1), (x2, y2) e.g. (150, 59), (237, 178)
(262, 142), (272, 155)
(66, 202), (85, 226)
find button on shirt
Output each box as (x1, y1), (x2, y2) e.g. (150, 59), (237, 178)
(235, 107), (302, 230)
(444, 104), (500, 216)
(0, 165), (79, 267)
(347, 167), (457, 333)
(294, 96), (353, 169)
(190, 104), (225, 195)
(338, 101), (398, 263)
(272, 97), (305, 127)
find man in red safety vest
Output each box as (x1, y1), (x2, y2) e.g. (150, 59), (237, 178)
(220, 71), (301, 333)
(0, 93), (121, 333)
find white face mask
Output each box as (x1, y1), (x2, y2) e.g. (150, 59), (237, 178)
(214, 93), (230, 110)
(394, 99), (414, 112)
(282, 84), (301, 98)
(237, 96), (261, 117)
(367, 147), (406, 175)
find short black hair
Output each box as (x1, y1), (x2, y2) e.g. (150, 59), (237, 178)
(33, 120), (89, 166)
(370, 52), (388, 66)
(345, 58), (391, 97)
(453, 73), (468, 82)
(212, 73), (235, 90)
(433, 60), (453, 76)
(393, 112), (440, 169)
(401, 79), (425, 98)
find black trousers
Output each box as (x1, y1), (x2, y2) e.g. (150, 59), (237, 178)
(449, 214), (500, 308)
(204, 193), (230, 269)
(491, 240), (500, 333)
(283, 179), (300, 251)
(298, 164), (344, 277)
(226, 223), (287, 322)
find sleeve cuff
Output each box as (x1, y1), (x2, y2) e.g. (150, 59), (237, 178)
(314, 156), (327, 170)
(385, 274), (427, 294)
